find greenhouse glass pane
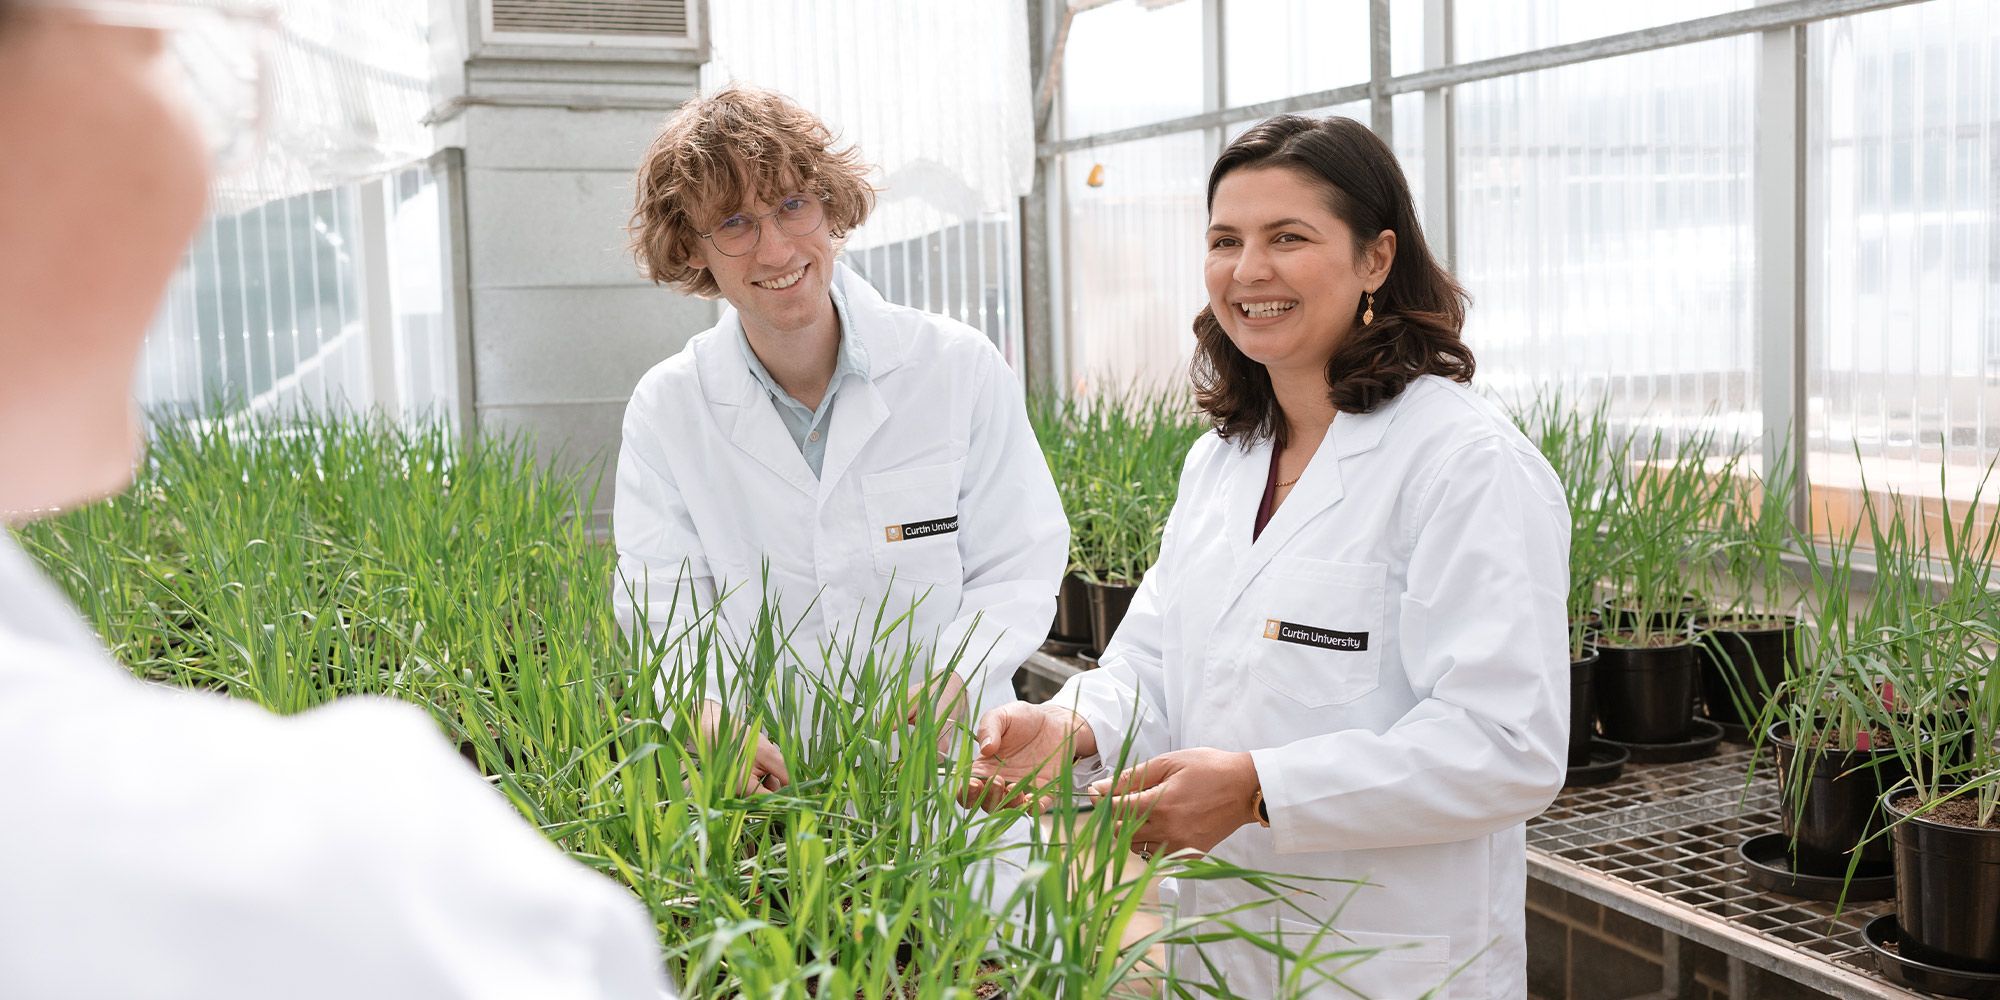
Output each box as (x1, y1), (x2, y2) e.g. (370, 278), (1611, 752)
(1060, 1), (1205, 138)
(1805, 0), (2000, 546)
(1392, 0), (1428, 78)
(1455, 0), (1750, 65)
(134, 172), (428, 423)
(1223, 0), (1369, 106)
(1394, 92), (1426, 222)
(1062, 131), (1211, 394)
(1455, 35), (1759, 453)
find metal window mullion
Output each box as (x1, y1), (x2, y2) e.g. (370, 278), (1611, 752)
(230, 212), (253, 407)
(1370, 0), (1393, 138)
(305, 191), (328, 407)
(1756, 5), (1810, 532)
(1039, 0), (1928, 158)
(356, 177), (401, 420)
(332, 188), (358, 402)
(1424, 0), (1456, 269)
(164, 261), (190, 412)
(1044, 152), (1069, 394)
(281, 193), (302, 400)
(1033, 0), (1071, 395)
(430, 148), (475, 437)
(1019, 1), (1053, 387)
(1201, 0), (1226, 165)
(957, 210), (971, 334)
(973, 218), (987, 342)
(257, 201), (278, 400)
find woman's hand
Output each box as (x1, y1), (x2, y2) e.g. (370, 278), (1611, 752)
(901, 671), (970, 757)
(1093, 748), (1262, 857)
(694, 699), (791, 794)
(960, 701), (1098, 812)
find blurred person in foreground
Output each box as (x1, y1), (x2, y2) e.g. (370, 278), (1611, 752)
(0, 2), (674, 996)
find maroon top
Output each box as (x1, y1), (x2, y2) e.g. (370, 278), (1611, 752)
(1253, 445), (1283, 541)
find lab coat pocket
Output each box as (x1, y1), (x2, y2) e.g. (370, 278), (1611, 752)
(1280, 921), (1454, 1000)
(862, 461), (965, 586)
(1246, 557), (1386, 709)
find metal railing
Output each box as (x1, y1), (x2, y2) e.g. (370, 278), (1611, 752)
(1530, 746), (1914, 997)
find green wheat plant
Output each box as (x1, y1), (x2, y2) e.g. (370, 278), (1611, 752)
(1596, 424), (1743, 648)
(1863, 455), (2000, 829)
(19, 409), (1403, 999)
(1041, 387), (1206, 589)
(1513, 391), (1619, 661)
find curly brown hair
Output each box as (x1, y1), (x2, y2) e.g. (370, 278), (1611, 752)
(1191, 115), (1472, 448)
(628, 84), (876, 298)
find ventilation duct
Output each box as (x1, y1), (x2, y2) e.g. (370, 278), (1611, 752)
(480, 0), (701, 51)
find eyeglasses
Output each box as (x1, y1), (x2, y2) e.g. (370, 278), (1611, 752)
(698, 193), (827, 258)
(23, 0), (278, 177)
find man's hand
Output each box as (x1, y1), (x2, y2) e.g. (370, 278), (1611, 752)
(694, 699), (791, 795)
(960, 701), (1098, 812)
(1091, 748), (1261, 857)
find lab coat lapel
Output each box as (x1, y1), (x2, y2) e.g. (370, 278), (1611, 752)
(693, 311), (816, 497)
(1214, 395), (1403, 616)
(1218, 435), (1276, 570)
(816, 379), (888, 506)
(727, 401), (817, 496)
(1215, 426), (1347, 616)
(814, 261), (913, 505)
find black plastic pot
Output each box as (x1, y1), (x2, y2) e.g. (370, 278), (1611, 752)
(1050, 571), (1092, 644)
(1569, 649), (1599, 767)
(1602, 594), (1704, 635)
(1696, 615), (1796, 728)
(1885, 790), (2000, 973)
(1085, 579), (1137, 658)
(1593, 633), (1698, 744)
(1769, 723), (1906, 877)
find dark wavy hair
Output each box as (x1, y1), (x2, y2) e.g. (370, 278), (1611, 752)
(1191, 115), (1472, 447)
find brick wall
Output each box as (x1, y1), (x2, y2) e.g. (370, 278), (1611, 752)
(1527, 880), (1840, 1000)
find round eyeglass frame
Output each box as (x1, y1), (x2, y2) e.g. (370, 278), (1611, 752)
(698, 193), (827, 258)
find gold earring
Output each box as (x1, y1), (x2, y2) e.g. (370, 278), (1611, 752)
(1362, 292), (1375, 326)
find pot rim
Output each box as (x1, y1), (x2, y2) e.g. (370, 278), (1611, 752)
(1881, 786), (2000, 837)
(1594, 631), (1698, 652)
(1766, 721), (1911, 759)
(1692, 612), (1800, 633)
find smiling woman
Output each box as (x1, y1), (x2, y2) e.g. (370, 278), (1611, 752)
(971, 113), (1570, 999)
(1192, 115), (1472, 449)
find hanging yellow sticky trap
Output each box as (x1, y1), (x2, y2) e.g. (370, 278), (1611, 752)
(1086, 163), (1106, 188)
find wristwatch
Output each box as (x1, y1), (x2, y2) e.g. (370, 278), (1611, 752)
(1251, 786), (1271, 828)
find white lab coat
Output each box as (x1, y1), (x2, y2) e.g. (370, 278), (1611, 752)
(1055, 375), (1570, 1000)
(612, 261), (1067, 722)
(0, 535), (674, 1000)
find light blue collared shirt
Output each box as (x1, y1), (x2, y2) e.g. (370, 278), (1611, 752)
(735, 282), (869, 478)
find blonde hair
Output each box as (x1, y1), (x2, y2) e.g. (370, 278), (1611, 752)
(628, 84), (876, 298)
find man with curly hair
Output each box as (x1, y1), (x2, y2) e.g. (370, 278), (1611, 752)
(616, 84), (1066, 794)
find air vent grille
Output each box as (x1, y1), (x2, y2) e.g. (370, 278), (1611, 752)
(491, 0), (689, 39)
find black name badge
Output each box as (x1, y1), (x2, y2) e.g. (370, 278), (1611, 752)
(1263, 618), (1368, 652)
(885, 515), (959, 542)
